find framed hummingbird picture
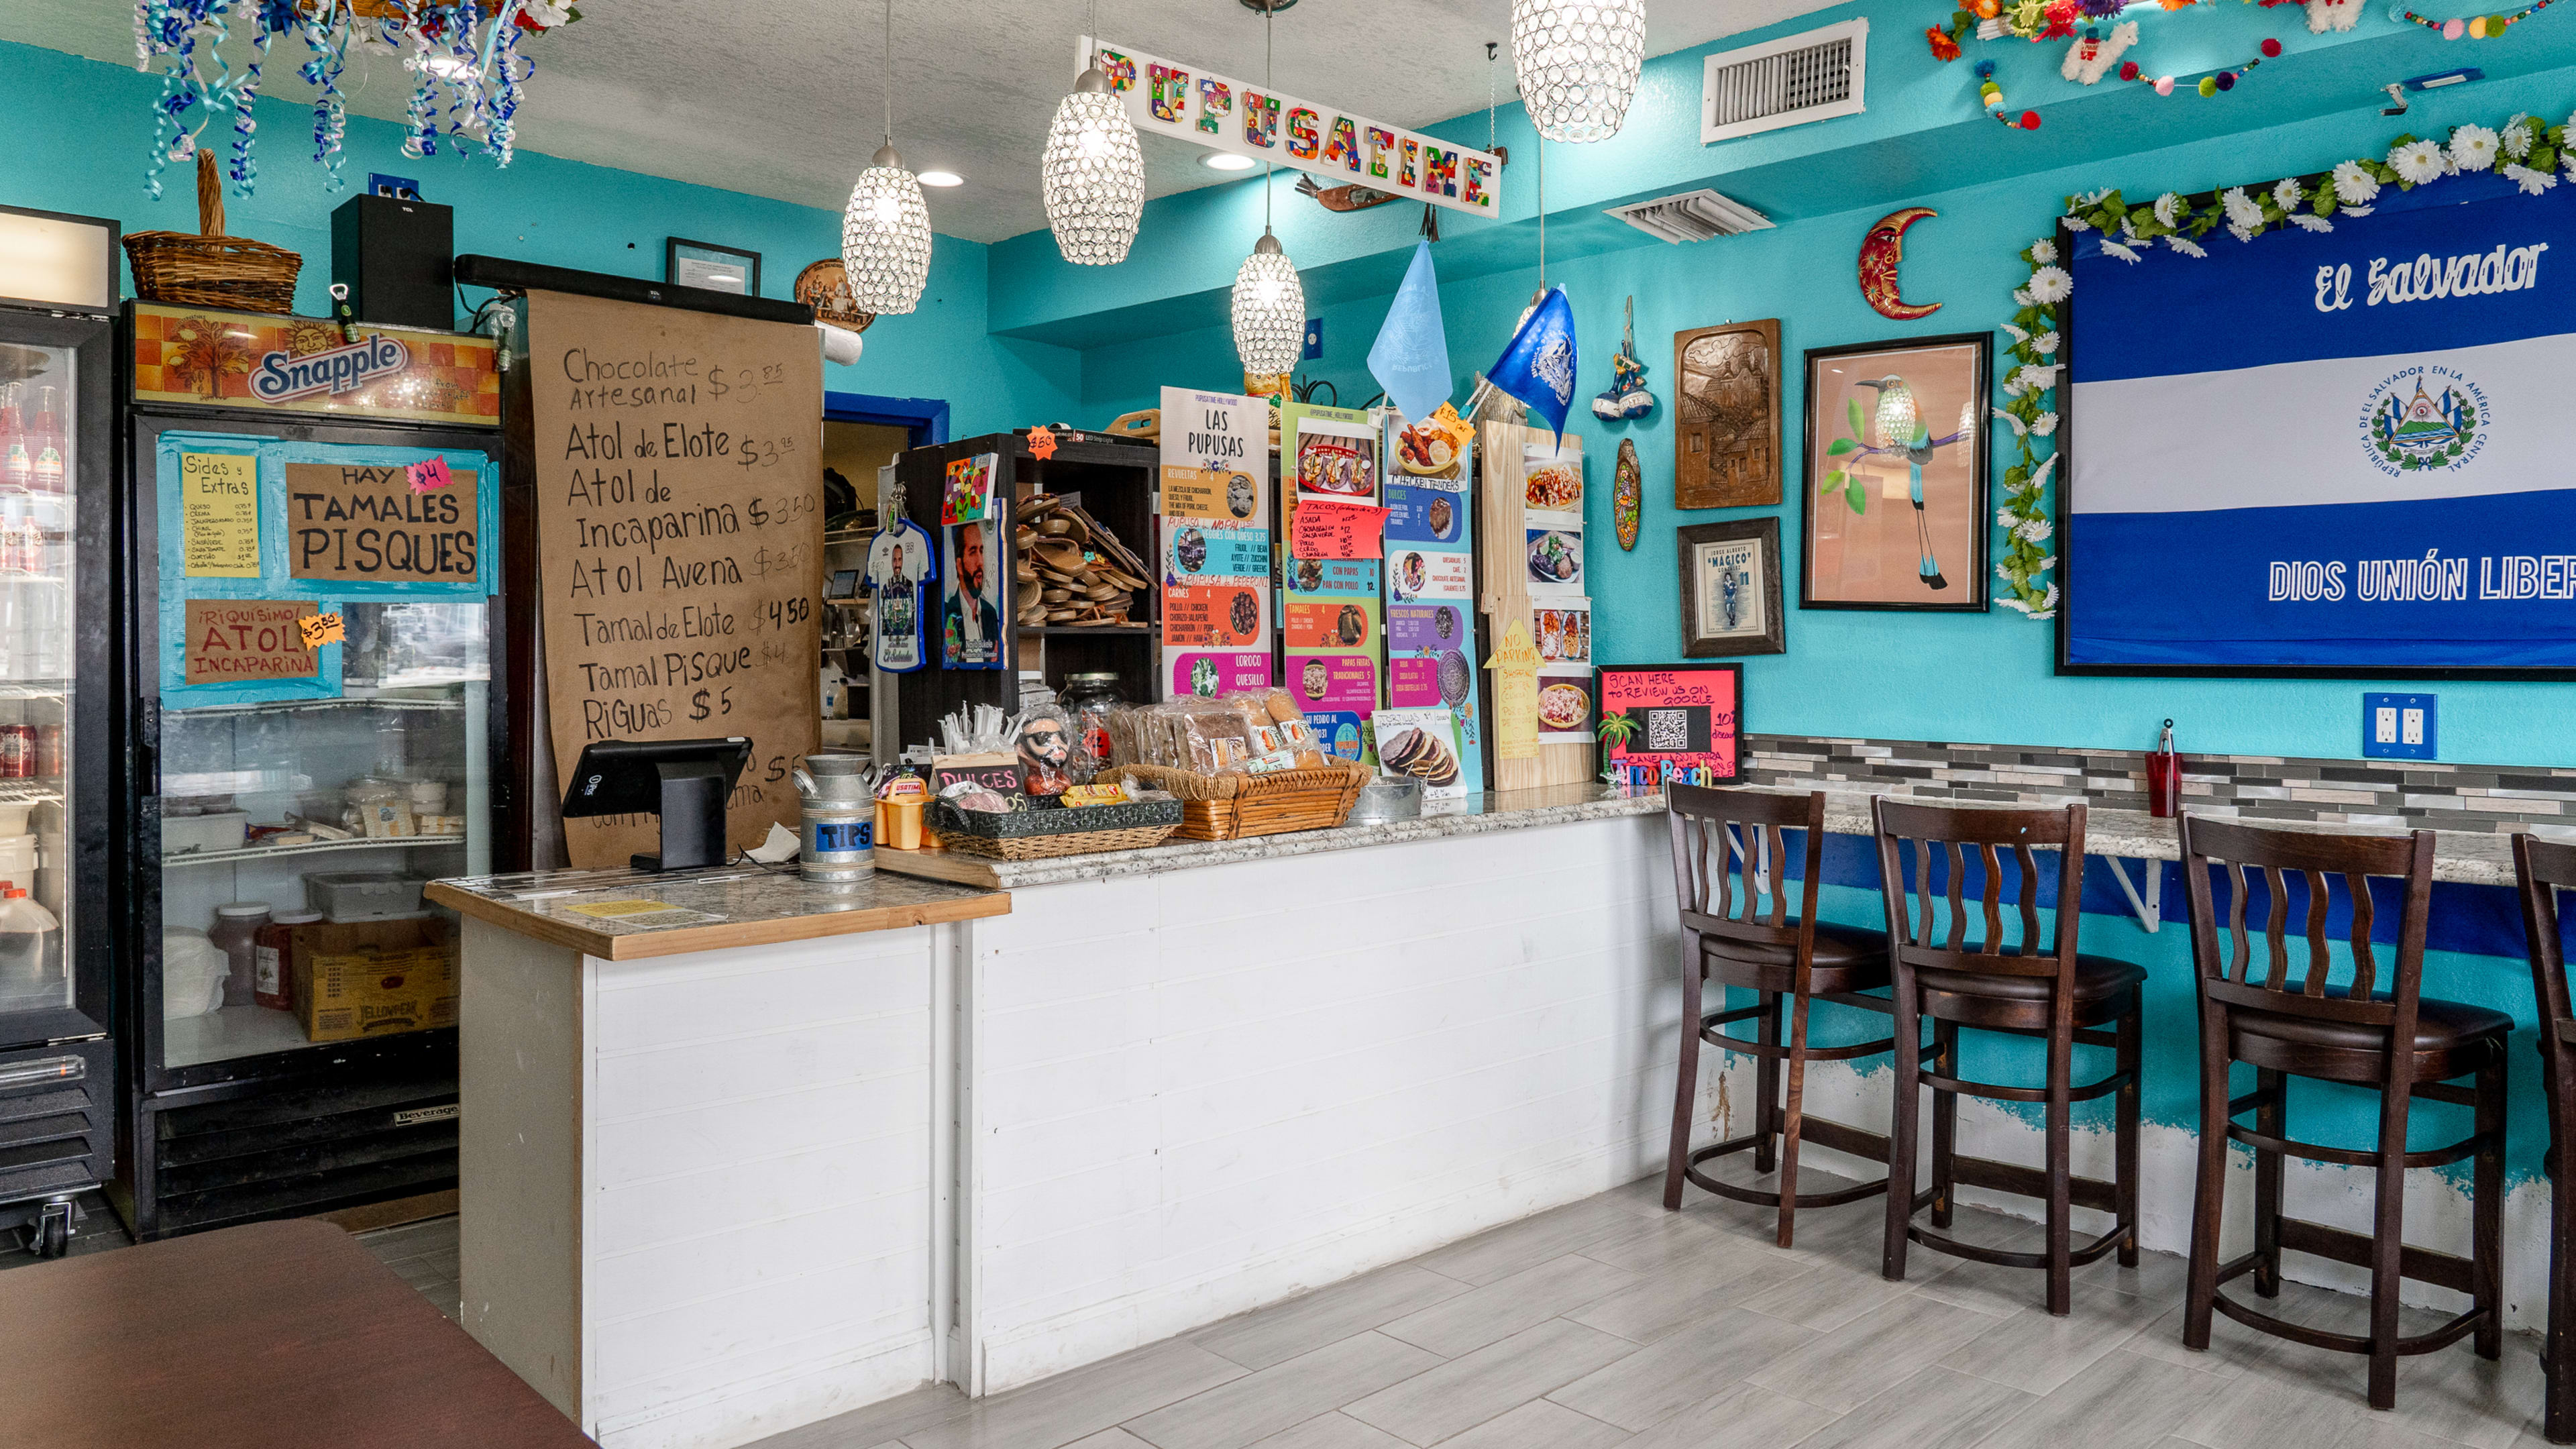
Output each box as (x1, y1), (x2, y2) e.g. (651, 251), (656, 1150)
(1678, 518), (1785, 657)
(1800, 333), (1992, 612)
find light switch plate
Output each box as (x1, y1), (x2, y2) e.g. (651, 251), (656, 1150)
(2363, 692), (2436, 760)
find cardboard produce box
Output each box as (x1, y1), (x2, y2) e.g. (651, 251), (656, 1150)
(291, 917), (457, 1042)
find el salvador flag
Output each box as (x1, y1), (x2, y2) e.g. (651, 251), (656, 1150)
(2065, 171), (2576, 669)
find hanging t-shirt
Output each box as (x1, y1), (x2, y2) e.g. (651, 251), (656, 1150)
(866, 519), (935, 674)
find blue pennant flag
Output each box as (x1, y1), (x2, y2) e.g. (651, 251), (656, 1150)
(1485, 286), (1578, 443)
(1366, 241), (1452, 425)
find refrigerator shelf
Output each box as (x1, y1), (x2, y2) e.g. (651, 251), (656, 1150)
(161, 833), (467, 868)
(170, 692), (468, 720)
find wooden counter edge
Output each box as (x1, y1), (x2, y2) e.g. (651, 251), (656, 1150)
(425, 879), (1012, 961)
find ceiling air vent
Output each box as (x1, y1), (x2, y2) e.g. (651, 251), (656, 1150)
(1701, 17), (1868, 145)
(1605, 189), (1774, 244)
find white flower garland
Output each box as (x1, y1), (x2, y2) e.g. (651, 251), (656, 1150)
(1994, 113), (2564, 621)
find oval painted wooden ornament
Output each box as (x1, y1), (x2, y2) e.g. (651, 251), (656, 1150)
(1615, 439), (1642, 551)
(1859, 207), (1942, 321)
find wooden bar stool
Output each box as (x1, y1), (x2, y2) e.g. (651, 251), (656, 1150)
(2181, 817), (2506, 1411)
(1664, 786), (1898, 1248)
(2514, 833), (2576, 1444)
(1872, 798), (2144, 1316)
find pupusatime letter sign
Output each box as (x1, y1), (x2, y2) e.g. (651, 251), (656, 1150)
(1081, 36), (1503, 217)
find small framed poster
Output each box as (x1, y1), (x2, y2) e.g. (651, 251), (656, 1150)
(1677, 518), (1785, 657)
(666, 237), (762, 297)
(1597, 662), (1743, 788)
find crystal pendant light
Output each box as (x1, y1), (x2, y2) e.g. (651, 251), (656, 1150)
(1232, 232), (1304, 375)
(841, 0), (932, 314)
(1231, 1), (1305, 376)
(1042, 3), (1144, 265)
(1511, 0), (1647, 144)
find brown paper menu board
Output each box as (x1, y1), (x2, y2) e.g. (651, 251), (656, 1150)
(523, 290), (822, 868)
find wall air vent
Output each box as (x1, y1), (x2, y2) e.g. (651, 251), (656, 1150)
(1605, 189), (1775, 244)
(1701, 17), (1868, 145)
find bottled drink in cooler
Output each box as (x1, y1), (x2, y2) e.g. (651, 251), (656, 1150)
(0, 885), (60, 1001)
(30, 386), (62, 493)
(0, 385), (27, 492)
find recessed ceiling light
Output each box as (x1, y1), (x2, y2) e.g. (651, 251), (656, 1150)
(918, 170), (964, 187)
(1203, 152), (1257, 172)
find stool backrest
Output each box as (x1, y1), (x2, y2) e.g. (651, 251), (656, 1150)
(1870, 797), (2084, 992)
(2516, 833), (2576, 1045)
(1666, 785), (1828, 958)
(2178, 814), (2434, 1032)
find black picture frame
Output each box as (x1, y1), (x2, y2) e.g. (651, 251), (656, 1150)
(665, 237), (763, 298)
(1677, 517), (1786, 657)
(1800, 331), (1992, 612)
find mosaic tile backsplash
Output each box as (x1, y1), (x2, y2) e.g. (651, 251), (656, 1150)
(1739, 735), (2576, 834)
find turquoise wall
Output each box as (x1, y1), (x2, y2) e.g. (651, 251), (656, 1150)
(1074, 66), (2576, 771)
(0, 40), (1077, 437)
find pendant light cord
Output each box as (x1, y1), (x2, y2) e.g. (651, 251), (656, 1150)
(1263, 1), (1274, 233)
(881, 0), (894, 146)
(1537, 136), (1546, 291)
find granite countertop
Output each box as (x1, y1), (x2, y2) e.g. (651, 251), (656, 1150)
(875, 784), (1668, 889)
(869, 780), (2522, 891)
(426, 863), (1009, 959)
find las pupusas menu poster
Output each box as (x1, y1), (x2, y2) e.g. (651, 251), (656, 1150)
(1597, 663), (1743, 788)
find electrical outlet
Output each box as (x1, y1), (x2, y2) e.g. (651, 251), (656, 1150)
(2363, 692), (2437, 760)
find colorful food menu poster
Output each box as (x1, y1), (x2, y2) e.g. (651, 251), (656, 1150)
(1159, 386), (1273, 698)
(1382, 405), (1481, 793)
(1598, 663), (1743, 787)
(1371, 705), (1468, 800)
(1283, 401), (1381, 760)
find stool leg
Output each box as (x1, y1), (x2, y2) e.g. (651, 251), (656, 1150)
(2474, 1049), (2504, 1361)
(1662, 960), (1705, 1212)
(1931, 1018), (1957, 1231)
(2183, 1010), (2232, 1353)
(2549, 1053), (2576, 1443)
(2254, 1067), (2286, 1299)
(2366, 1063), (2414, 1411)
(1754, 991), (1782, 1176)
(1884, 984), (1923, 1283)
(2116, 988), (2141, 1268)
(1777, 987), (1813, 1249)
(2046, 1023), (2073, 1318)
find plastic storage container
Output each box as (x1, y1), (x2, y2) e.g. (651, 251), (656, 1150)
(163, 810), (250, 855)
(305, 872), (426, 922)
(208, 902), (270, 1002)
(162, 928), (227, 1019)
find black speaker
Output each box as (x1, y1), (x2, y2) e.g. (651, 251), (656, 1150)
(331, 195), (454, 330)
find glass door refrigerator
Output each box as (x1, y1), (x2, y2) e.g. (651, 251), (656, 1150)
(117, 301), (508, 1241)
(0, 207), (117, 1258)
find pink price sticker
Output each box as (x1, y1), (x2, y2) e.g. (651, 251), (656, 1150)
(405, 458), (454, 494)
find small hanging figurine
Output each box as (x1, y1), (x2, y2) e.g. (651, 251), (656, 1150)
(1614, 439), (1642, 552)
(2061, 21), (2138, 83)
(1591, 297), (1656, 422)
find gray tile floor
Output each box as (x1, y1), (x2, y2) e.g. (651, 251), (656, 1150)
(753, 1173), (2553, 1449)
(359, 1214), (461, 1322)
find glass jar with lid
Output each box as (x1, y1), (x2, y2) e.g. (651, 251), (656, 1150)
(1057, 672), (1126, 782)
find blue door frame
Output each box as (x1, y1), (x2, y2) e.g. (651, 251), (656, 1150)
(824, 390), (949, 446)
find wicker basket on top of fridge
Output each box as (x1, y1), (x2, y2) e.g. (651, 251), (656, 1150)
(1100, 690), (1369, 841)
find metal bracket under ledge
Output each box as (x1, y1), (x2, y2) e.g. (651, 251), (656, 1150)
(2099, 856), (2164, 932)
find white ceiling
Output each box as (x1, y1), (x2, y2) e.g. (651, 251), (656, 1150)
(2, 0), (1839, 245)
